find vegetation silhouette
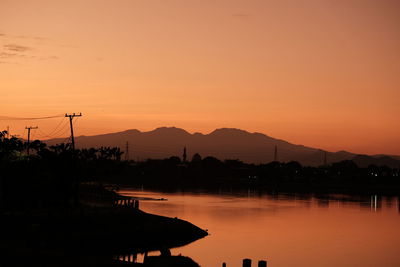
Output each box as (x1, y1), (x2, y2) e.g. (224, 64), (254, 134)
(107, 155), (399, 195)
(45, 127), (400, 168)
(1, 131), (399, 266)
(0, 131), (207, 267)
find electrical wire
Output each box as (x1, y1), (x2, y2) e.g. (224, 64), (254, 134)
(43, 117), (66, 137)
(72, 116), (81, 133)
(37, 120), (70, 139)
(0, 114), (64, 120)
(61, 136), (71, 144)
(42, 116), (80, 140)
(36, 120), (68, 139)
(51, 120), (70, 136)
(30, 129), (36, 141)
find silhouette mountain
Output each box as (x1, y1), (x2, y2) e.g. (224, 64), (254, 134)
(46, 127), (400, 167)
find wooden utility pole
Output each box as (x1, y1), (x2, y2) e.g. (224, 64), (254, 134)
(65, 113), (82, 150)
(25, 126), (38, 156)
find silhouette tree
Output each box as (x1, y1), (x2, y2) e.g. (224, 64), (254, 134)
(191, 153), (202, 163)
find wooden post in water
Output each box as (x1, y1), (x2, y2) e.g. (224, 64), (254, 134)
(135, 200), (139, 209)
(243, 258), (252, 267)
(258, 260), (267, 267)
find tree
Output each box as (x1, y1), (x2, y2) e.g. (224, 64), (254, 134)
(191, 153), (202, 162)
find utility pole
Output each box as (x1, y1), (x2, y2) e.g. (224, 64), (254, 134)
(25, 126), (38, 156)
(65, 113), (82, 150)
(125, 141), (129, 161)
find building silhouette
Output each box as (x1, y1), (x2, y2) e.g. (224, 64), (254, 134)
(183, 146), (187, 163)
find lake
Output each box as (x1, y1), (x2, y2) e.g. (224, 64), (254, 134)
(119, 189), (400, 267)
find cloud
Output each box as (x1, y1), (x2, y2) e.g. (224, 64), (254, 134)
(0, 52), (31, 59)
(14, 35), (48, 41)
(0, 52), (18, 58)
(0, 52), (58, 61)
(4, 43), (32, 52)
(0, 32), (48, 41)
(0, 33), (65, 64)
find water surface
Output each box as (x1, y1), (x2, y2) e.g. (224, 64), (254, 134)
(119, 189), (400, 267)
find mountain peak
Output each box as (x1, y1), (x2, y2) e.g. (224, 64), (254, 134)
(44, 126), (399, 167)
(149, 127), (190, 135)
(210, 128), (250, 135)
(122, 129), (141, 134)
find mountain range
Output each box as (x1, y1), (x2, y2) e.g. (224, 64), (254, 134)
(46, 127), (400, 168)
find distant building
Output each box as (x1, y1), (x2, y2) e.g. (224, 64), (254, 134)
(183, 146), (187, 163)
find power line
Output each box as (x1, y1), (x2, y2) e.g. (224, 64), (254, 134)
(35, 121), (69, 139)
(36, 119), (70, 139)
(0, 114), (64, 120)
(30, 128), (37, 140)
(43, 117), (67, 137)
(49, 120), (70, 137)
(36, 129), (54, 139)
(36, 128), (63, 139)
(72, 116), (81, 131)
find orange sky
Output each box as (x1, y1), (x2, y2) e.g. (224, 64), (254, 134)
(1, 0), (399, 155)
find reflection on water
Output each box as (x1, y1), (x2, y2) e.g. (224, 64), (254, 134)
(119, 189), (400, 267)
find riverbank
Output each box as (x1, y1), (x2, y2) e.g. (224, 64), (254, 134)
(1, 187), (208, 267)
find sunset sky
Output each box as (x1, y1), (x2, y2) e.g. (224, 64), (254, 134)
(1, 0), (399, 155)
